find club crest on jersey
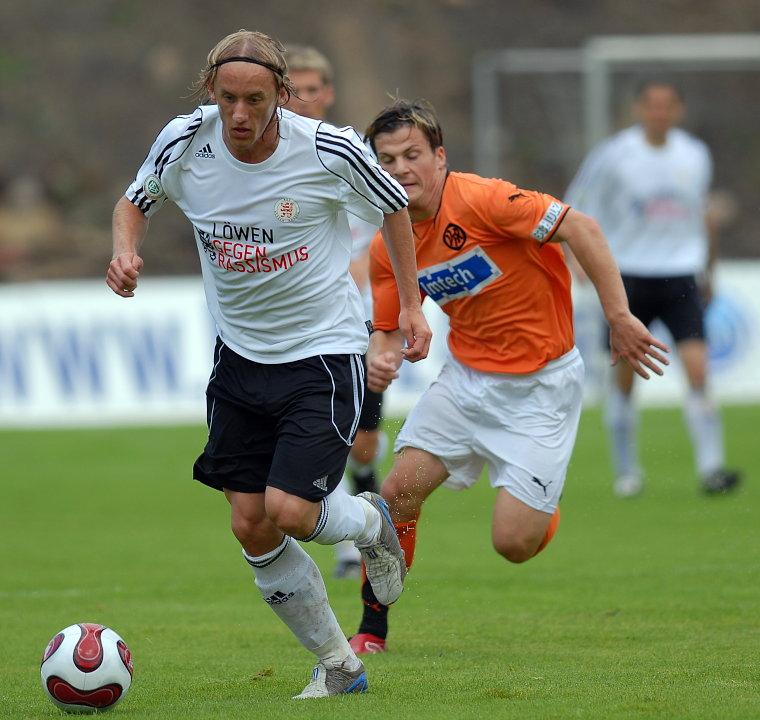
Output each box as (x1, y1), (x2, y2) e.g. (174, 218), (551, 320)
(274, 197), (300, 223)
(443, 223), (467, 250)
(418, 246), (501, 306)
(143, 174), (165, 200)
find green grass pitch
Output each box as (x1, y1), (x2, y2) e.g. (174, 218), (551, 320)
(1, 406), (758, 719)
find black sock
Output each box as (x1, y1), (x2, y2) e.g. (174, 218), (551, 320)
(352, 466), (378, 495)
(357, 576), (389, 639)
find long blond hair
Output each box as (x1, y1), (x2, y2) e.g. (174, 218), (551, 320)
(190, 29), (295, 103)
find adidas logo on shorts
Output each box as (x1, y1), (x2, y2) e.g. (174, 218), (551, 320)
(313, 475), (328, 492)
(195, 143), (215, 159)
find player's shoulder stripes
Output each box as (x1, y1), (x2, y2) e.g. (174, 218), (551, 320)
(314, 123), (407, 212)
(154, 108), (204, 177)
(129, 108), (204, 213)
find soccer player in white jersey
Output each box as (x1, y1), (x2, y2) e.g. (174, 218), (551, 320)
(566, 79), (740, 497)
(106, 30), (431, 699)
(284, 45), (388, 580)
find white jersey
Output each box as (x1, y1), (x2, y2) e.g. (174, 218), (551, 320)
(565, 125), (711, 276)
(348, 215), (379, 319)
(349, 215), (378, 263)
(126, 106), (407, 363)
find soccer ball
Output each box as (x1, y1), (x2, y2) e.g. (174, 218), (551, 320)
(40, 623), (133, 714)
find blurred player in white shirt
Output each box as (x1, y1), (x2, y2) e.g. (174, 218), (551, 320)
(284, 45), (387, 579)
(566, 79), (740, 496)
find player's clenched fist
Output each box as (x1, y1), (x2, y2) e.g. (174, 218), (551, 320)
(366, 350), (400, 393)
(398, 307), (432, 363)
(107, 253), (144, 298)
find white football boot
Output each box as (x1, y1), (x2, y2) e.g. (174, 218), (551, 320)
(293, 659), (368, 699)
(355, 492), (406, 605)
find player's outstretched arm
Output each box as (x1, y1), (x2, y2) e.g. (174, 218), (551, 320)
(555, 209), (670, 379)
(366, 329), (404, 393)
(380, 209), (431, 362)
(107, 197), (148, 298)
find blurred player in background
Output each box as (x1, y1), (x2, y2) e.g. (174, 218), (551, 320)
(282, 45), (335, 120)
(284, 45), (387, 579)
(349, 98), (669, 654)
(107, 30), (432, 697)
(566, 79), (741, 497)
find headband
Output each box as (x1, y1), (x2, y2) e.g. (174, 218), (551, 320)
(208, 55), (284, 77)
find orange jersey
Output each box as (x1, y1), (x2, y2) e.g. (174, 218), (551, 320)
(371, 172), (574, 374)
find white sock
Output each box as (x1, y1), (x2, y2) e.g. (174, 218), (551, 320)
(333, 476), (363, 563)
(337, 474), (354, 495)
(302, 483), (381, 546)
(604, 386), (641, 479)
(243, 537), (360, 670)
(683, 389), (724, 476)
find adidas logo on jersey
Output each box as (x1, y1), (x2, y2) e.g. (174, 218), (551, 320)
(195, 143), (215, 159)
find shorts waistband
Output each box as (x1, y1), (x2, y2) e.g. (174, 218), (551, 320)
(535, 346), (581, 375)
(450, 346), (581, 380)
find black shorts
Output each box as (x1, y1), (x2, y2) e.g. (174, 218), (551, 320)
(357, 354), (383, 432)
(606, 274), (705, 346)
(193, 339), (365, 502)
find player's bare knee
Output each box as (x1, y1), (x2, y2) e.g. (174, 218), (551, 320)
(265, 491), (319, 539)
(492, 535), (537, 564)
(230, 513), (263, 547)
(687, 372), (707, 391)
(381, 475), (421, 516)
(267, 506), (309, 538)
(380, 474), (403, 503)
(683, 356), (707, 389)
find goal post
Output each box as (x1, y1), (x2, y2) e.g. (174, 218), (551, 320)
(472, 33), (760, 176)
(584, 34), (760, 148)
(471, 47), (582, 179)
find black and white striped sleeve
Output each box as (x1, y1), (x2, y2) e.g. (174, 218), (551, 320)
(125, 110), (203, 218)
(315, 123), (408, 225)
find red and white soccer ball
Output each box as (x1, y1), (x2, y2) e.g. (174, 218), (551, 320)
(40, 623), (133, 714)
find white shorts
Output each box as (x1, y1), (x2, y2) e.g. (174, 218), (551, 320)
(394, 348), (584, 513)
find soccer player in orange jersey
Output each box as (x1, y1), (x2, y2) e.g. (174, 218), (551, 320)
(349, 99), (670, 654)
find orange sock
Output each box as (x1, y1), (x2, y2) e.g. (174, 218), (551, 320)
(533, 506), (560, 557)
(394, 515), (419, 569)
(359, 512), (419, 588)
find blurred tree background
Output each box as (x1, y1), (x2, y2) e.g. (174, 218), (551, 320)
(1, 0), (758, 280)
